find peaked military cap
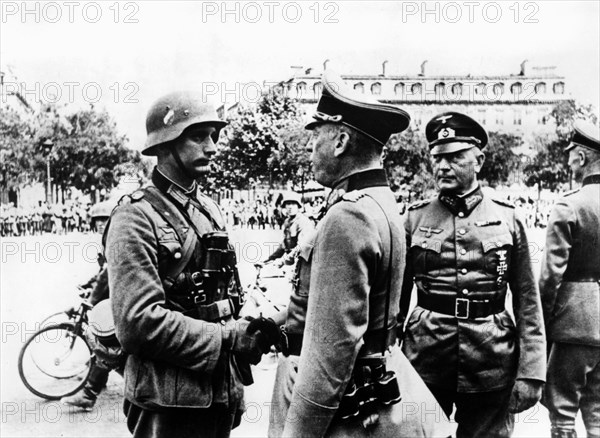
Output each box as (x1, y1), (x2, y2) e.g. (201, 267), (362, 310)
(426, 111), (488, 155)
(566, 120), (600, 152)
(305, 69), (411, 145)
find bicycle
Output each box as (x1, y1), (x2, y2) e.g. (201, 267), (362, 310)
(18, 288), (95, 400)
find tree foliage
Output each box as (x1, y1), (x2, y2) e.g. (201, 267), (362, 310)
(0, 107), (35, 193)
(1, 102), (146, 203)
(479, 131), (521, 187)
(524, 100), (598, 194)
(213, 92), (310, 190)
(384, 126), (434, 198)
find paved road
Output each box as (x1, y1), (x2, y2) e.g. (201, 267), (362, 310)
(0, 228), (586, 437)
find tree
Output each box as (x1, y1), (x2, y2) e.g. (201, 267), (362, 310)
(213, 91), (309, 191)
(0, 107), (35, 201)
(384, 126), (434, 199)
(30, 104), (145, 200)
(523, 100), (598, 196)
(479, 132), (521, 187)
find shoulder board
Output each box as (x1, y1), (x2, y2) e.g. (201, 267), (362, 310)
(342, 190), (367, 202)
(117, 190), (144, 206)
(408, 199), (431, 211)
(491, 197), (515, 209)
(563, 188), (580, 197)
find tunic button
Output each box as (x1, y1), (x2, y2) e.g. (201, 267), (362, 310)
(460, 249), (466, 255)
(174, 252), (182, 259)
(458, 212), (465, 217)
(461, 289), (469, 295)
(459, 229), (466, 235)
(461, 268), (467, 274)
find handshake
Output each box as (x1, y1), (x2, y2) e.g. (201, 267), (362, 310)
(223, 316), (282, 366)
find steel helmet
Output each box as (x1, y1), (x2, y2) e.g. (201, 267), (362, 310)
(142, 91), (228, 156)
(89, 200), (116, 219)
(281, 191), (302, 207)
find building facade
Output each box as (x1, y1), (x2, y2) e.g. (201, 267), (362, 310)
(277, 60), (570, 139)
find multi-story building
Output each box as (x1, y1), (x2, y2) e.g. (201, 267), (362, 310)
(276, 59), (570, 140)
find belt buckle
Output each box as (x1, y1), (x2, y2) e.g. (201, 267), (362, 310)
(455, 298), (470, 319)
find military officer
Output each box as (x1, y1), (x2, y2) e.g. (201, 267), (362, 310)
(401, 111), (546, 438)
(540, 120), (600, 438)
(269, 71), (455, 438)
(105, 91), (278, 438)
(264, 191), (313, 265)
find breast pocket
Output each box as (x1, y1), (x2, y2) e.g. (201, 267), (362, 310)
(157, 226), (183, 263)
(410, 236), (443, 277)
(481, 233), (513, 279)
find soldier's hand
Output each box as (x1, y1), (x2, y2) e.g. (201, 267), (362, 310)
(247, 316), (282, 350)
(508, 379), (543, 413)
(222, 318), (270, 365)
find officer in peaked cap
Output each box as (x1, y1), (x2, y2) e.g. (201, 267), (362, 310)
(269, 70), (455, 438)
(401, 111), (546, 438)
(540, 120), (600, 438)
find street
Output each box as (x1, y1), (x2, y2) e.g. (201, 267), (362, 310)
(0, 227), (586, 437)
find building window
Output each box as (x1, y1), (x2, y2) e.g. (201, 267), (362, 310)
(394, 82), (405, 97)
(538, 110), (549, 125)
(478, 109), (487, 125)
(475, 82), (486, 96)
(553, 82), (565, 94)
(493, 82), (504, 97)
(513, 111), (522, 125)
(313, 82), (322, 98)
(495, 110), (504, 125)
(535, 82), (547, 94)
(371, 82), (381, 95)
(511, 82), (522, 96)
(354, 82), (364, 93)
(296, 82), (307, 95)
(411, 83), (422, 95)
(451, 83), (463, 97)
(434, 82), (445, 99)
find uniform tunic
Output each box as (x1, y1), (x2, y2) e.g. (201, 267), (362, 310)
(540, 173), (600, 435)
(269, 169), (455, 438)
(402, 187), (546, 393)
(106, 169), (244, 437)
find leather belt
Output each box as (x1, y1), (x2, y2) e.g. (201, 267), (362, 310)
(282, 326), (397, 357)
(418, 291), (505, 319)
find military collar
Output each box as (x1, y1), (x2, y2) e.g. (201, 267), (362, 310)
(438, 185), (484, 217)
(152, 167), (197, 208)
(582, 174), (600, 186)
(325, 168), (389, 211)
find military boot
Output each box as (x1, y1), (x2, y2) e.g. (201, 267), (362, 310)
(551, 426), (577, 438)
(60, 387), (98, 410)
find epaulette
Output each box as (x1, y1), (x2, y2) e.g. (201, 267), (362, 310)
(491, 197), (515, 209)
(408, 199), (431, 211)
(342, 190), (367, 202)
(117, 190), (145, 206)
(563, 188), (580, 197)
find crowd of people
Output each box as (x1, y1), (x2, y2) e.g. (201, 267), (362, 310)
(0, 201), (94, 236)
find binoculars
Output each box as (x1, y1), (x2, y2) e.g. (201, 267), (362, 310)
(337, 358), (402, 429)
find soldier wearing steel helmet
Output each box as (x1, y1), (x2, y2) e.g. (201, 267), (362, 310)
(401, 111), (546, 438)
(105, 91), (279, 438)
(61, 199), (116, 410)
(540, 120), (600, 438)
(264, 191), (313, 265)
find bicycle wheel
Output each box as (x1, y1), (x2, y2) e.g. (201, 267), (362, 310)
(39, 311), (72, 327)
(18, 323), (93, 400)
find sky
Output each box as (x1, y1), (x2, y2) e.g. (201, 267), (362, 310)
(1, 0), (599, 150)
